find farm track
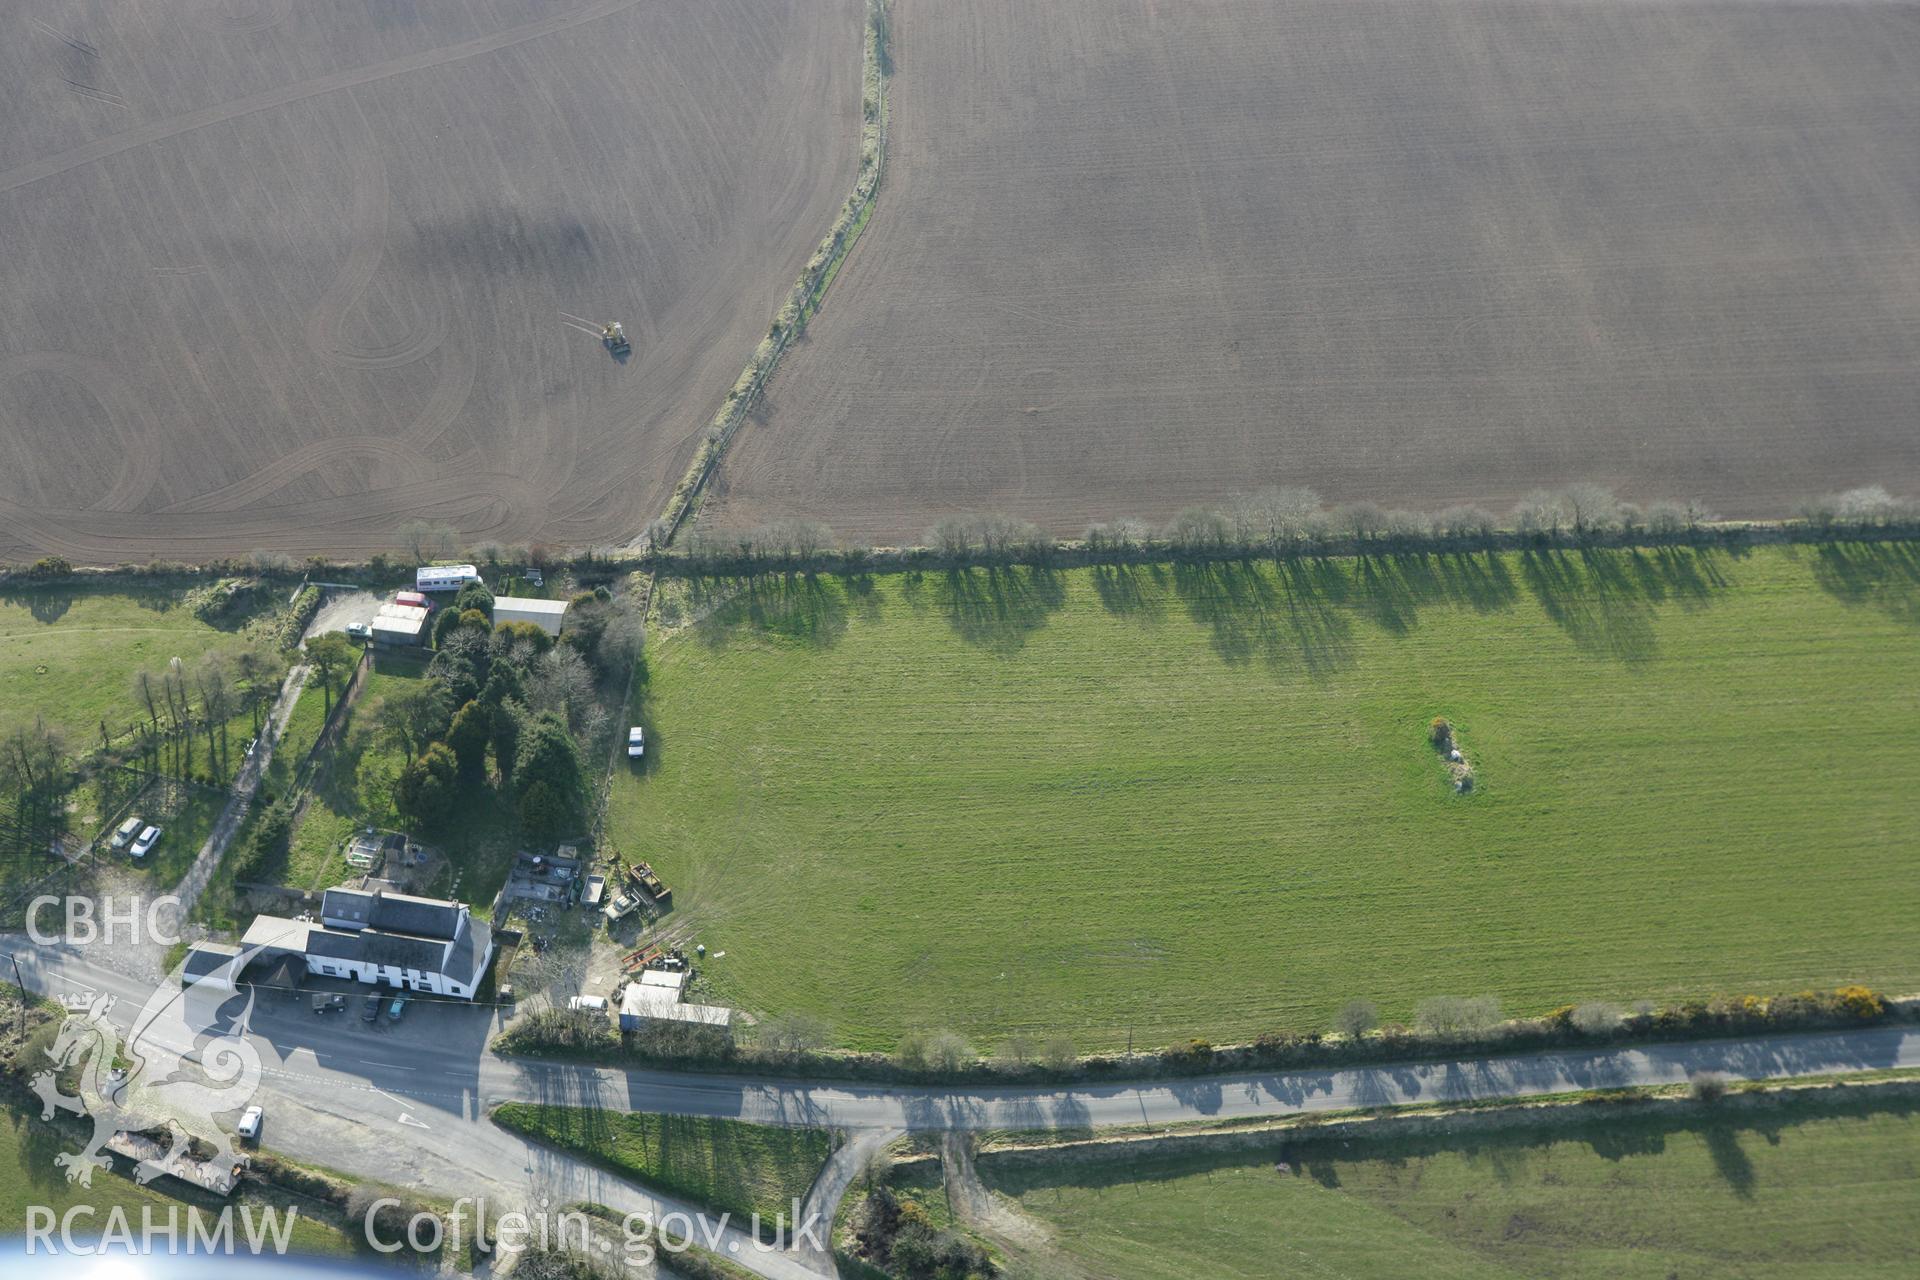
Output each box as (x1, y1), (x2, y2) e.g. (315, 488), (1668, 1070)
(0, 0), (864, 563)
(707, 0), (1920, 542)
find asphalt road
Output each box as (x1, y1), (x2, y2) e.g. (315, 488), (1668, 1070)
(9, 939), (1917, 1277)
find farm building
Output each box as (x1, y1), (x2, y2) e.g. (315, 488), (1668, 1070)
(370, 602), (428, 647)
(180, 942), (244, 991)
(494, 596), (569, 636)
(240, 889), (493, 999)
(619, 978), (733, 1039)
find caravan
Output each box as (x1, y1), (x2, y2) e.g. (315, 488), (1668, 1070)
(415, 564), (480, 593)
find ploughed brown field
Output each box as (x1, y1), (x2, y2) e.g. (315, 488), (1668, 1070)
(0, 0), (858, 564)
(707, 0), (1920, 544)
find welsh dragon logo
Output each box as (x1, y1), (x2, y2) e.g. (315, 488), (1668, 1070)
(30, 949), (266, 1187)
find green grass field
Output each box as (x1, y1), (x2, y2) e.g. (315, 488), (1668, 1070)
(0, 585), (271, 748)
(978, 1096), (1920, 1279)
(0, 1103), (360, 1260)
(608, 543), (1920, 1052)
(492, 1103), (836, 1228)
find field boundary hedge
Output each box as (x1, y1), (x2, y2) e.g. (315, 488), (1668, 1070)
(649, 0), (894, 553)
(494, 986), (1909, 1090)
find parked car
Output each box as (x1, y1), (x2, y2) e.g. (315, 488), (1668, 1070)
(129, 825), (161, 859)
(344, 622), (371, 641)
(109, 817), (143, 850)
(605, 891), (640, 922)
(236, 1106), (263, 1141)
(387, 997), (407, 1023)
(311, 994), (346, 1014)
(361, 993), (382, 1022)
(567, 995), (607, 1013)
(627, 726), (645, 758)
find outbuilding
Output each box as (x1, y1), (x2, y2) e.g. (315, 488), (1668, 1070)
(370, 602), (428, 647)
(494, 596), (569, 637)
(181, 942), (244, 991)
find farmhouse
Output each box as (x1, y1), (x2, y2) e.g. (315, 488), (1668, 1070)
(494, 596), (570, 637)
(239, 889), (493, 999)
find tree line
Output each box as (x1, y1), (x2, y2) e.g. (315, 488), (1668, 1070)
(656, 482), (1920, 575)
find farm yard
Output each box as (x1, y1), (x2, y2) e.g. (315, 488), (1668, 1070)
(952, 1093), (1920, 1279)
(0, 0), (862, 564)
(707, 0), (1920, 543)
(609, 544), (1920, 1052)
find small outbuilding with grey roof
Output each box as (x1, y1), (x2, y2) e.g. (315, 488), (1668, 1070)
(493, 596), (570, 636)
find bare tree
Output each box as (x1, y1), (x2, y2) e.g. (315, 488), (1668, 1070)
(195, 653), (232, 769)
(1166, 507), (1231, 554)
(930, 517), (973, 559)
(1335, 999), (1379, 1039)
(130, 669), (162, 733)
(1512, 490), (1568, 539)
(1561, 483), (1621, 541)
(1041, 1035), (1077, 1072)
(1435, 505), (1495, 541)
(758, 1013), (830, 1061)
(1645, 500), (1689, 538)
(1570, 1001), (1621, 1035)
(1332, 501), (1386, 544)
(1413, 995), (1503, 1040)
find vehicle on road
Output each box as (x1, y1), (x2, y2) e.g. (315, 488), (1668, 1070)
(129, 825), (161, 859)
(361, 993), (382, 1022)
(311, 994), (346, 1014)
(109, 817), (143, 850)
(627, 726), (645, 758)
(236, 1106), (263, 1141)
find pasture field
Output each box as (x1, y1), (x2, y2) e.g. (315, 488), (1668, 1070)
(971, 1096), (1920, 1280)
(492, 1103), (836, 1228)
(0, 0), (860, 563)
(0, 585), (269, 746)
(608, 543), (1920, 1052)
(708, 0), (1920, 542)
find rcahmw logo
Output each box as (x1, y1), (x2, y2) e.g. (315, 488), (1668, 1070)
(26, 1204), (299, 1256)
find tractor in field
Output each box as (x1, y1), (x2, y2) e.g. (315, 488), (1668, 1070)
(601, 321), (630, 354)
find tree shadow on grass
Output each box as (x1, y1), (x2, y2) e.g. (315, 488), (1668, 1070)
(692, 572), (851, 651)
(1518, 546), (1734, 662)
(930, 565), (1067, 654)
(982, 1087), (1916, 1203)
(1170, 559), (1356, 677)
(1806, 540), (1920, 628)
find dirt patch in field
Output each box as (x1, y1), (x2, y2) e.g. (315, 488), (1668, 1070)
(707, 0), (1920, 542)
(0, 0), (861, 564)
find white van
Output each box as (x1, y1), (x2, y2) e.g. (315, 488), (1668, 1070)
(567, 995), (608, 1013)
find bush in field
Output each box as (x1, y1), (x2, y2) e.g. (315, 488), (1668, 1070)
(1688, 1071), (1729, 1103)
(1571, 1001), (1622, 1035)
(1413, 995), (1503, 1040)
(1336, 999), (1379, 1039)
(1041, 1035), (1077, 1071)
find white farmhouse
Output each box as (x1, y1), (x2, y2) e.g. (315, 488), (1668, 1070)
(241, 888), (494, 999)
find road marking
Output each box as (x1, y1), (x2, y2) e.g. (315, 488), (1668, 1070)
(398, 1113), (431, 1130)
